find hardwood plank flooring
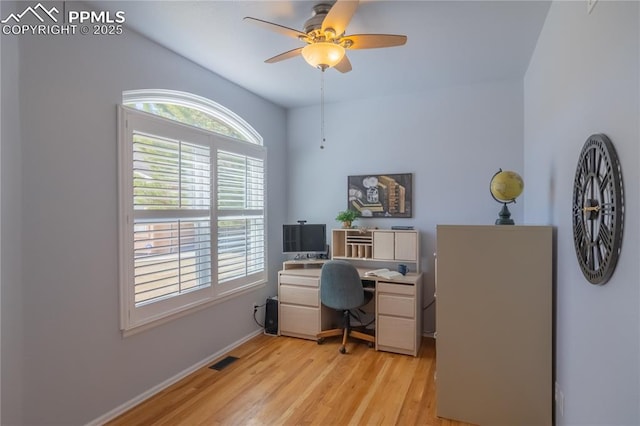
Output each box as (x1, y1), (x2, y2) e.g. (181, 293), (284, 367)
(107, 335), (473, 425)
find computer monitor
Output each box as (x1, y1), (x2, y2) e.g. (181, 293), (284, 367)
(282, 223), (327, 254)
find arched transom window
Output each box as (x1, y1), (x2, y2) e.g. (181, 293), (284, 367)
(123, 89), (262, 145)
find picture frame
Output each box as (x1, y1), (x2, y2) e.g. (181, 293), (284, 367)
(347, 173), (413, 218)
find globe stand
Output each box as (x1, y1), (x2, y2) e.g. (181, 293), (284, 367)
(495, 203), (515, 225)
(490, 169), (523, 226)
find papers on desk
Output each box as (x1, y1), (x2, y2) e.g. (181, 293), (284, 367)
(364, 268), (403, 279)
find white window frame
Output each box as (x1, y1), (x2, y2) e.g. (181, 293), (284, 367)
(118, 96), (266, 335)
(123, 89), (262, 145)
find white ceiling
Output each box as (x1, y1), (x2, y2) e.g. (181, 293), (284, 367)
(90, 1), (551, 109)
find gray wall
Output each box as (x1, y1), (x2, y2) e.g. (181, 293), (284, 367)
(1, 1), (24, 424)
(524, 1), (639, 424)
(5, 0), (639, 424)
(287, 79), (525, 334)
(2, 5), (287, 424)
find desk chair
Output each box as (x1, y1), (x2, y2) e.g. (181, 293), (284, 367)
(316, 260), (375, 354)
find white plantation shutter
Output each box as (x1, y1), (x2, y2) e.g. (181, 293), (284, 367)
(133, 219), (211, 304)
(216, 149), (266, 293)
(132, 133), (212, 306)
(119, 103), (266, 333)
(133, 134), (211, 210)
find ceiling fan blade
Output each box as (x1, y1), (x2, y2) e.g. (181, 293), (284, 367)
(342, 34), (407, 49)
(321, 0), (359, 37)
(244, 17), (307, 40)
(334, 55), (352, 73)
(265, 47), (304, 64)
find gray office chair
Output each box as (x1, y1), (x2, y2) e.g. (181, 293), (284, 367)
(316, 260), (375, 354)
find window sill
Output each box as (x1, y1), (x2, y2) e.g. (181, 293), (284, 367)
(121, 281), (266, 338)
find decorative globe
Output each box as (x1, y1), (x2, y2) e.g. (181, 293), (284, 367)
(490, 169), (524, 225)
(490, 170), (524, 203)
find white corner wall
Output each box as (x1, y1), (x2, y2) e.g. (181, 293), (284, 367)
(287, 79), (525, 335)
(5, 10), (287, 425)
(524, 1), (639, 424)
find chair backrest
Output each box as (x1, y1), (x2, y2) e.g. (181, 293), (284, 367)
(320, 260), (365, 310)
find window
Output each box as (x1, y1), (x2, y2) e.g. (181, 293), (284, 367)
(119, 90), (266, 333)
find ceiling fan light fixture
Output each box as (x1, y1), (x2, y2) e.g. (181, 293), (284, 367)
(301, 42), (345, 70)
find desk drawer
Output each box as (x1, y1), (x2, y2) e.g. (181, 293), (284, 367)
(378, 294), (415, 318)
(377, 315), (415, 352)
(279, 304), (320, 337)
(279, 274), (319, 288)
(377, 281), (415, 296)
(279, 285), (319, 307)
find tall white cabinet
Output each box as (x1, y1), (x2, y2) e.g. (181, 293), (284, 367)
(435, 225), (553, 426)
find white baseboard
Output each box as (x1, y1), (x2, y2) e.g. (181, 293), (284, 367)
(86, 329), (264, 426)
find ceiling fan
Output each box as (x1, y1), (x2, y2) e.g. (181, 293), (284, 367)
(244, 0), (407, 73)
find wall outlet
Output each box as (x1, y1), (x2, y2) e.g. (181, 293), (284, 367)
(587, 0), (598, 14)
(252, 303), (259, 312)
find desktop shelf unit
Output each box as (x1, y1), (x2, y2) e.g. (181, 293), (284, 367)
(331, 229), (420, 273)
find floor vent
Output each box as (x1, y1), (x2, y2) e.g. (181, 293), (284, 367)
(209, 356), (239, 371)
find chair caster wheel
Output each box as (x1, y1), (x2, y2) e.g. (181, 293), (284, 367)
(317, 338), (325, 345)
(339, 346), (346, 354)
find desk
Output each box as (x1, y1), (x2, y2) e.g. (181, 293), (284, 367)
(278, 260), (422, 356)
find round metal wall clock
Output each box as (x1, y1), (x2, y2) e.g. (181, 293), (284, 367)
(572, 134), (624, 285)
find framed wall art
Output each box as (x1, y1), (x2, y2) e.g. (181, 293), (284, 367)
(347, 173), (413, 218)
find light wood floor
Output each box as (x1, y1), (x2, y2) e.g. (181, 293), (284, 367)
(108, 334), (473, 425)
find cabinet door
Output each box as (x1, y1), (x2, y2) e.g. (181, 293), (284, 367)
(372, 231), (394, 259)
(395, 232), (417, 261)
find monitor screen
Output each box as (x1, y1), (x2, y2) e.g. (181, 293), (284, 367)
(282, 224), (327, 253)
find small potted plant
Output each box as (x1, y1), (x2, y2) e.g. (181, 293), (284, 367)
(335, 210), (360, 228)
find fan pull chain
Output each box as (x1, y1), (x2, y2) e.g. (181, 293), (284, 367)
(320, 70), (325, 149)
